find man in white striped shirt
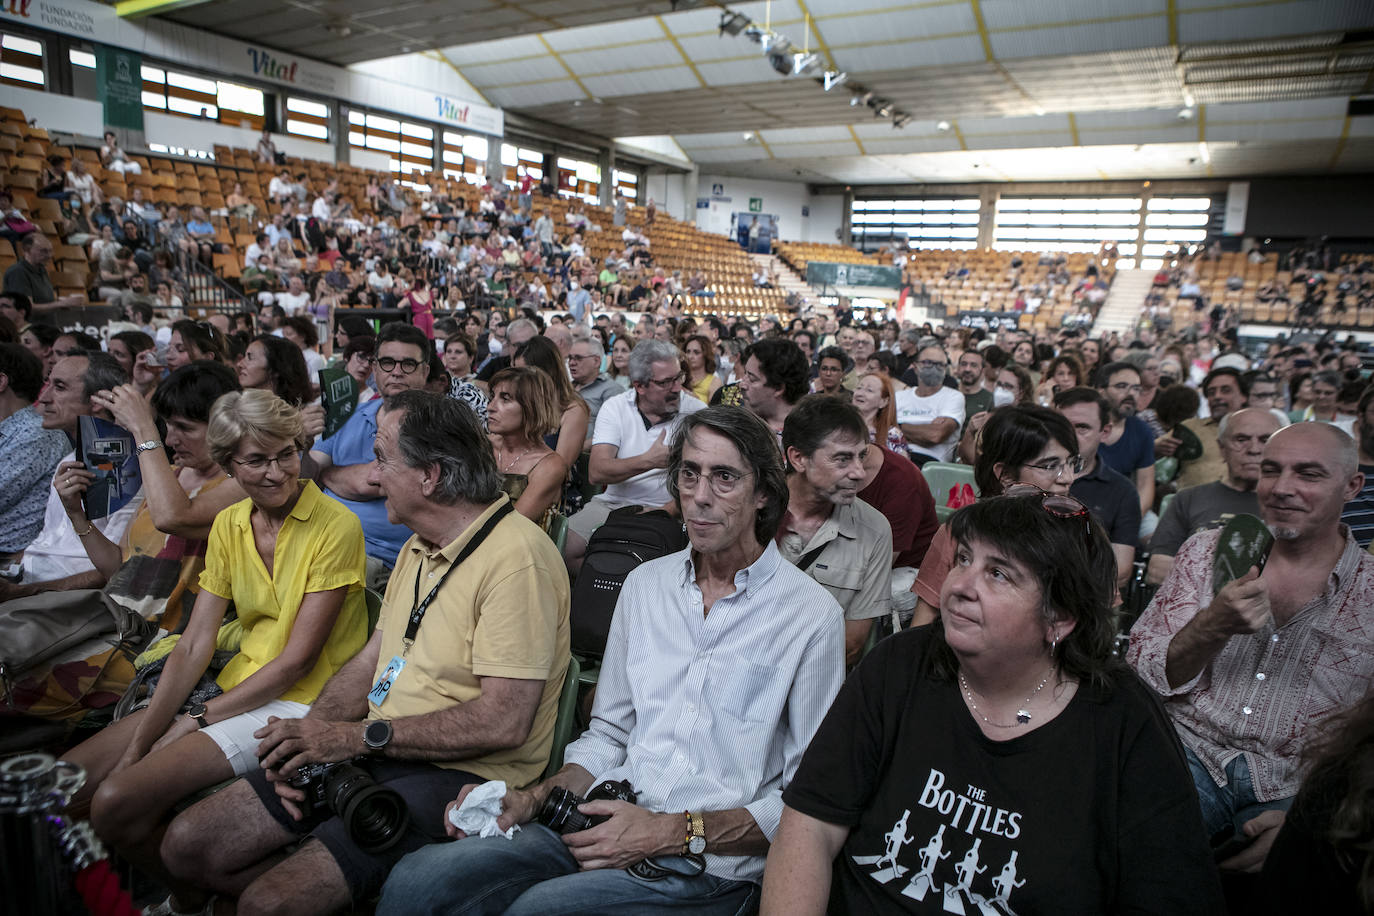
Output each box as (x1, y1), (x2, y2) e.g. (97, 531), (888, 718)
(380, 406), (847, 915)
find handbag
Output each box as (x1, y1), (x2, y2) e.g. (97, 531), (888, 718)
(0, 589), (155, 714)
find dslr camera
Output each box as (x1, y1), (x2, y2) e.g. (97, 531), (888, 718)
(289, 760), (410, 853)
(536, 779), (637, 835)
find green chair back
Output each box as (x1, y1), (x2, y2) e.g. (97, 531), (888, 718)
(548, 513), (569, 553)
(364, 587), (385, 632)
(544, 654), (582, 780)
(921, 462), (978, 523)
(1157, 493), (1175, 524)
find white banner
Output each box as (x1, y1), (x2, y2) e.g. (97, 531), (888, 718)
(4, 0), (503, 135)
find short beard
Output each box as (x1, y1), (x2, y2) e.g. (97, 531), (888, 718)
(1270, 525), (1301, 541)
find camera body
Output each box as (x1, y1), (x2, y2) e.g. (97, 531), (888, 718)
(536, 779), (637, 835)
(288, 760), (410, 853)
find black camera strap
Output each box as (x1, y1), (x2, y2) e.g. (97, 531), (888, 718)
(404, 501), (514, 653)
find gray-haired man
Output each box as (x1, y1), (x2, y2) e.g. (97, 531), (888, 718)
(562, 339), (707, 570)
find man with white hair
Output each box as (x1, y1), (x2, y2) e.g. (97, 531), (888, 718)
(1128, 423), (1374, 869)
(567, 337), (619, 449)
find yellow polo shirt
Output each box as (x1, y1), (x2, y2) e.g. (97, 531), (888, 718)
(199, 481), (369, 705)
(369, 495), (570, 787)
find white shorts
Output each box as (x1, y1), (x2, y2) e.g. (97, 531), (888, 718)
(201, 698), (311, 776)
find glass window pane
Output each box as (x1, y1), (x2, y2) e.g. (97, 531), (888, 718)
(217, 81), (264, 115)
(69, 49), (96, 69)
(0, 63), (43, 84)
(287, 97), (329, 118)
(366, 135), (400, 153)
(348, 131), (367, 147)
(400, 141), (433, 159)
(167, 97), (217, 117)
(366, 113), (400, 132)
(2, 35), (42, 55)
(400, 121), (433, 140)
(348, 109), (366, 125)
(142, 90), (167, 109)
(286, 118), (329, 140)
(464, 135), (489, 161)
(141, 65), (165, 83)
(167, 70), (217, 94)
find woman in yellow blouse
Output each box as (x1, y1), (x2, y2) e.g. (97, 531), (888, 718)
(63, 389), (369, 897)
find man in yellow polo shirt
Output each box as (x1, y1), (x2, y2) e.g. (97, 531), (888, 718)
(163, 390), (570, 913)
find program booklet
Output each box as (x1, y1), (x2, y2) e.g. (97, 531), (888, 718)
(76, 415), (143, 520)
(319, 366), (359, 440)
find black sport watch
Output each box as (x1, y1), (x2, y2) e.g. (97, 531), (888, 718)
(363, 719), (393, 755)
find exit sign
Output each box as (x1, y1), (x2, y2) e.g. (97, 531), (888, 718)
(748, 198), (763, 212)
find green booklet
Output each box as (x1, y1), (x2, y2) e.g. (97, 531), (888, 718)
(1212, 513), (1274, 597)
(319, 366), (358, 440)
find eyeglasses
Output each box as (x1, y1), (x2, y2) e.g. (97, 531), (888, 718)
(567, 353), (599, 362)
(1107, 381), (1143, 395)
(677, 466), (754, 496)
(1021, 455), (1085, 480)
(915, 360), (946, 370)
(373, 356), (424, 374)
(644, 372), (685, 390)
(232, 448), (299, 472)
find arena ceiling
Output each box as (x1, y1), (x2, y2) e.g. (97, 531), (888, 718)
(161, 0), (1374, 184)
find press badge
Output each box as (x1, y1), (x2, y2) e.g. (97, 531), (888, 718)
(368, 656), (407, 706)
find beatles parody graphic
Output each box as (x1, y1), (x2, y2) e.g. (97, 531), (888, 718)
(851, 768), (1028, 914)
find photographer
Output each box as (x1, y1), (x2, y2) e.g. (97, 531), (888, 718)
(379, 406), (844, 916)
(161, 391), (570, 915)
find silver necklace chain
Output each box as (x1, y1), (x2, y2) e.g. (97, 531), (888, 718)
(959, 668), (1055, 729)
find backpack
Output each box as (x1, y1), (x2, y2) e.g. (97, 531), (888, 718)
(570, 507), (688, 659)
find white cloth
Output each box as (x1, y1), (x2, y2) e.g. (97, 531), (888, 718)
(302, 348), (326, 379)
(591, 389), (705, 508)
(894, 385), (965, 462)
(447, 780), (519, 839)
(564, 543), (846, 883)
(21, 450), (142, 582)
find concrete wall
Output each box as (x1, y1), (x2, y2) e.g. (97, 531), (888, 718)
(3, 85), (102, 135)
(693, 174), (846, 243)
(141, 112), (335, 162)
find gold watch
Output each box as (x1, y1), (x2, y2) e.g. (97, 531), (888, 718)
(686, 811), (706, 855)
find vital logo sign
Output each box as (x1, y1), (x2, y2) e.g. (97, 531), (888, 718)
(1, 0), (32, 19)
(246, 48), (297, 83)
(435, 96), (471, 124)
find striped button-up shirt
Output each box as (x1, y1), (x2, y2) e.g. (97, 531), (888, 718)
(564, 542), (846, 883)
(1128, 526), (1374, 802)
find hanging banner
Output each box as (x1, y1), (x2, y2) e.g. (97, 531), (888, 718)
(96, 43), (143, 132)
(1222, 182), (1249, 237)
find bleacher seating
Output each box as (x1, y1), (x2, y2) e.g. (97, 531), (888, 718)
(775, 240), (890, 276)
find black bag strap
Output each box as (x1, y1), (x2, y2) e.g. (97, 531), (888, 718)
(796, 543), (828, 573)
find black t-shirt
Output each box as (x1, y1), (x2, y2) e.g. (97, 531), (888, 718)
(782, 628), (1224, 915)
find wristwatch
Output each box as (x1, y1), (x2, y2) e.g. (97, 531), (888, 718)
(363, 719), (393, 755)
(187, 702), (209, 729)
(686, 811), (706, 855)
(136, 439), (162, 454)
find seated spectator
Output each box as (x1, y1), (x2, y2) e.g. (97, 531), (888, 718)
(63, 389), (369, 910)
(1036, 352), (1086, 404)
(1173, 367), (1250, 491)
(66, 157), (103, 207)
(106, 329), (153, 377)
(163, 391), (569, 914)
(6, 232), (84, 309)
(166, 319), (229, 370)
(911, 405), (1083, 627)
(1148, 408), (1280, 585)
(896, 345), (964, 466)
(605, 335), (632, 389)
(99, 131), (141, 175)
(378, 405), (844, 916)
(243, 254), (279, 296)
(309, 323), (430, 589)
(1128, 423), (1373, 863)
(0, 353), (139, 599)
(237, 334), (313, 408)
(1097, 361), (1156, 517)
(683, 333), (723, 403)
(513, 335), (588, 477)
(566, 336), (618, 448)
(739, 337), (812, 437)
(282, 314), (327, 381)
(1341, 387), (1374, 548)
(563, 339), (706, 570)
(778, 396), (894, 663)
(0, 343), (70, 557)
(851, 370), (905, 455)
(763, 493), (1224, 914)
(1054, 387), (1141, 591)
(812, 346), (851, 400)
(0, 290), (31, 328)
(487, 366), (567, 528)
(0, 363), (243, 722)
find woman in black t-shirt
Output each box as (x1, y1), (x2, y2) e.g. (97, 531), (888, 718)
(762, 493), (1225, 915)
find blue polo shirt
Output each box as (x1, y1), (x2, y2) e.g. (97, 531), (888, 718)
(1098, 414), (1155, 480)
(313, 398), (413, 565)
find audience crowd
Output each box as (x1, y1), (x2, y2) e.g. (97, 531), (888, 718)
(3, 151), (1374, 914)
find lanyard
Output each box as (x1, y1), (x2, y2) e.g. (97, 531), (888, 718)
(404, 502), (514, 653)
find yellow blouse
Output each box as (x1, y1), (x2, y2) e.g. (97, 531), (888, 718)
(688, 373), (716, 403)
(199, 480), (368, 705)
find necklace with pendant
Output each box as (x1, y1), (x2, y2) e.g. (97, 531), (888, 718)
(500, 445), (532, 472)
(959, 668), (1055, 728)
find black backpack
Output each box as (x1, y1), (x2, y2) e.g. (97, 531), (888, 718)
(570, 507), (688, 659)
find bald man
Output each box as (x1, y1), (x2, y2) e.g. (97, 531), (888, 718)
(1128, 423), (1374, 869)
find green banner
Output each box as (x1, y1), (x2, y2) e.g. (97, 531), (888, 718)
(805, 261), (902, 288)
(748, 197), (762, 213)
(97, 44), (144, 133)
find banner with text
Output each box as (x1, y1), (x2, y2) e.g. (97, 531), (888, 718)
(96, 43), (142, 132)
(805, 261), (902, 289)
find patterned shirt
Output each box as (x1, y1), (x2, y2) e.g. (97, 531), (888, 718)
(1128, 526), (1374, 802)
(447, 376), (487, 424)
(564, 543), (845, 883)
(0, 407), (70, 552)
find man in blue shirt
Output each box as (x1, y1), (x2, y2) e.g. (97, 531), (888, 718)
(309, 323), (430, 589)
(1096, 361), (1155, 518)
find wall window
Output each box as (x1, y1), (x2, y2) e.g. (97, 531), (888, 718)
(1139, 197), (1213, 268)
(851, 198), (980, 251)
(557, 155), (600, 204)
(1, 33), (45, 88)
(613, 168), (637, 200)
(349, 109), (434, 176)
(994, 197), (1142, 256)
(285, 96), (330, 141)
(442, 131), (496, 183)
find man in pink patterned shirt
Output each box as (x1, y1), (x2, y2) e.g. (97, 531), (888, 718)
(1127, 422), (1373, 870)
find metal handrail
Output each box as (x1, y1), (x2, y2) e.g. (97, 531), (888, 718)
(182, 251), (248, 316)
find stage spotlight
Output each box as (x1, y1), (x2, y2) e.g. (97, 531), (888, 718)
(759, 32), (790, 55)
(823, 70), (847, 90)
(892, 114), (911, 128)
(850, 90), (873, 107)
(743, 24), (766, 43)
(719, 11), (751, 35)
(791, 52), (822, 76)
(936, 120), (951, 131)
(870, 99), (894, 118)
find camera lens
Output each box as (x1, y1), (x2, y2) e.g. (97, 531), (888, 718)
(323, 765), (410, 854)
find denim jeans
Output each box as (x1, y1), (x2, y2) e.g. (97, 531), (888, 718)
(377, 823), (758, 916)
(1183, 744), (1294, 838)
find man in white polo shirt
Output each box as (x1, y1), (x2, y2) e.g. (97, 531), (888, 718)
(562, 339), (705, 571)
(894, 344), (964, 466)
